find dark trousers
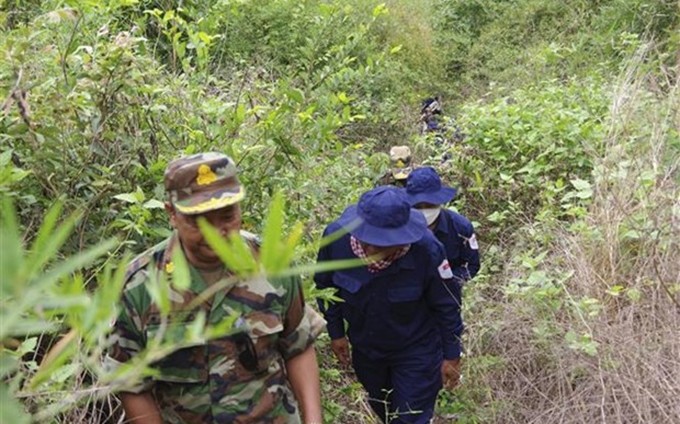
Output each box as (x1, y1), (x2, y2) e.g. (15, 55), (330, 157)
(352, 348), (443, 424)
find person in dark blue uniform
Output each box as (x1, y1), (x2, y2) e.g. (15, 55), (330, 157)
(314, 186), (463, 424)
(404, 167), (480, 287)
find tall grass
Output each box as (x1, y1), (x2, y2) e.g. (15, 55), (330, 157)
(464, 45), (680, 423)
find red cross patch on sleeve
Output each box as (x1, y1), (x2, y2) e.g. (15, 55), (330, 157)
(438, 260), (453, 279)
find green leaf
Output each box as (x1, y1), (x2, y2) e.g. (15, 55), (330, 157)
(143, 199), (165, 209)
(271, 258), (365, 279)
(0, 198), (23, 295)
(186, 311), (207, 343)
(0, 384), (30, 424)
(1, 318), (58, 338)
(0, 353), (19, 379)
(389, 44), (402, 54)
(372, 3), (388, 17)
(286, 88), (304, 104)
(336, 92), (350, 105)
(145, 269), (171, 316)
(39, 238), (117, 290)
(570, 178), (591, 191)
(113, 193), (139, 204)
(17, 337), (38, 356)
(198, 220), (257, 276)
(25, 203), (81, 283)
(260, 192), (285, 273)
(170, 246), (191, 291)
(0, 150), (12, 166)
(50, 363), (80, 383)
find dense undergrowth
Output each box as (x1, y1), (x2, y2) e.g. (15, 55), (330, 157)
(1, 0), (679, 423)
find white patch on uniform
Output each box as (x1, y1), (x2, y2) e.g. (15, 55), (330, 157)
(468, 233), (479, 250)
(438, 260), (454, 279)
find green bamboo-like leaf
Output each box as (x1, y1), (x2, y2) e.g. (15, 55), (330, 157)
(260, 191), (285, 272)
(145, 268), (171, 316)
(25, 201), (81, 282)
(171, 246), (191, 291)
(39, 238), (117, 289)
(80, 255), (130, 345)
(280, 221), (304, 269)
(1, 318), (58, 338)
(198, 219), (257, 276)
(28, 333), (78, 388)
(269, 257), (364, 279)
(186, 310), (206, 343)
(113, 192), (139, 203)
(317, 220), (357, 249)
(0, 384), (30, 424)
(0, 353), (19, 379)
(0, 198), (23, 296)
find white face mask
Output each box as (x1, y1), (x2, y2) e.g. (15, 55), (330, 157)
(419, 207), (441, 226)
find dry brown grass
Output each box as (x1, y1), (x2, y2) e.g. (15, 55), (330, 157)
(464, 48), (680, 424)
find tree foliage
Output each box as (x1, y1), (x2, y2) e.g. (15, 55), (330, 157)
(1, 0), (679, 422)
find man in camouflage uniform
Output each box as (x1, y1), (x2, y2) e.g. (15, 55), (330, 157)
(106, 152), (325, 424)
(377, 146), (414, 187)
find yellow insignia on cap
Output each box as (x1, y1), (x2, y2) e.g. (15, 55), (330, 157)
(196, 164), (217, 185)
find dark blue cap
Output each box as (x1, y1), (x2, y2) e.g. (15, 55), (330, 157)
(404, 167), (457, 206)
(337, 186), (427, 247)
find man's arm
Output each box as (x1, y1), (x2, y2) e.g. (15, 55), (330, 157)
(313, 230), (345, 341)
(425, 245), (463, 360)
(285, 345), (323, 424)
(452, 218), (480, 283)
(119, 392), (163, 424)
(277, 276), (325, 423)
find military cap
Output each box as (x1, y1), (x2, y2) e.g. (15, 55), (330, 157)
(389, 146), (413, 181)
(164, 152), (244, 215)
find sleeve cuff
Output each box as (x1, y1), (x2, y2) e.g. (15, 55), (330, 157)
(279, 305), (326, 361)
(326, 319), (345, 340)
(442, 341), (462, 360)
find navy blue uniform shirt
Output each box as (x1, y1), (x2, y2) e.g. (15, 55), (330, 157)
(433, 209), (480, 284)
(314, 223), (463, 360)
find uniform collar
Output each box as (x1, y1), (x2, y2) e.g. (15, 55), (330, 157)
(433, 210), (450, 235)
(339, 241), (416, 285)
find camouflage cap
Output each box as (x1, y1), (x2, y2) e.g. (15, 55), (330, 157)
(164, 152), (245, 215)
(389, 146), (413, 180)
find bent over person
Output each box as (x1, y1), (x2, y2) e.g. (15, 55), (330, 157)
(106, 152), (325, 424)
(405, 167), (480, 286)
(314, 186), (463, 424)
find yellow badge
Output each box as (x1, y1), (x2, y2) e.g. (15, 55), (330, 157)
(165, 262), (175, 274)
(196, 164), (217, 185)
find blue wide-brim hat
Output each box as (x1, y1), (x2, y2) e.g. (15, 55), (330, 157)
(404, 166), (457, 206)
(337, 186), (427, 247)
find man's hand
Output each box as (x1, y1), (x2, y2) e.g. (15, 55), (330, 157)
(441, 358), (461, 390)
(330, 337), (351, 367)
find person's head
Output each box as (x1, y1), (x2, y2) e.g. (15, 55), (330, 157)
(338, 186), (427, 256)
(404, 167), (457, 227)
(389, 145), (413, 183)
(421, 97), (442, 116)
(164, 152), (244, 269)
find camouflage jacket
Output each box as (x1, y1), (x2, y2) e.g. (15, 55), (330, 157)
(376, 171), (407, 188)
(106, 232), (325, 424)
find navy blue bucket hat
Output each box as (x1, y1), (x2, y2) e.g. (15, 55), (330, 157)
(405, 167), (457, 206)
(337, 186), (427, 247)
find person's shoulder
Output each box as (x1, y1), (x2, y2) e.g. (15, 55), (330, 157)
(322, 220), (349, 240)
(123, 238), (170, 291)
(442, 209), (474, 234)
(414, 231), (446, 258)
